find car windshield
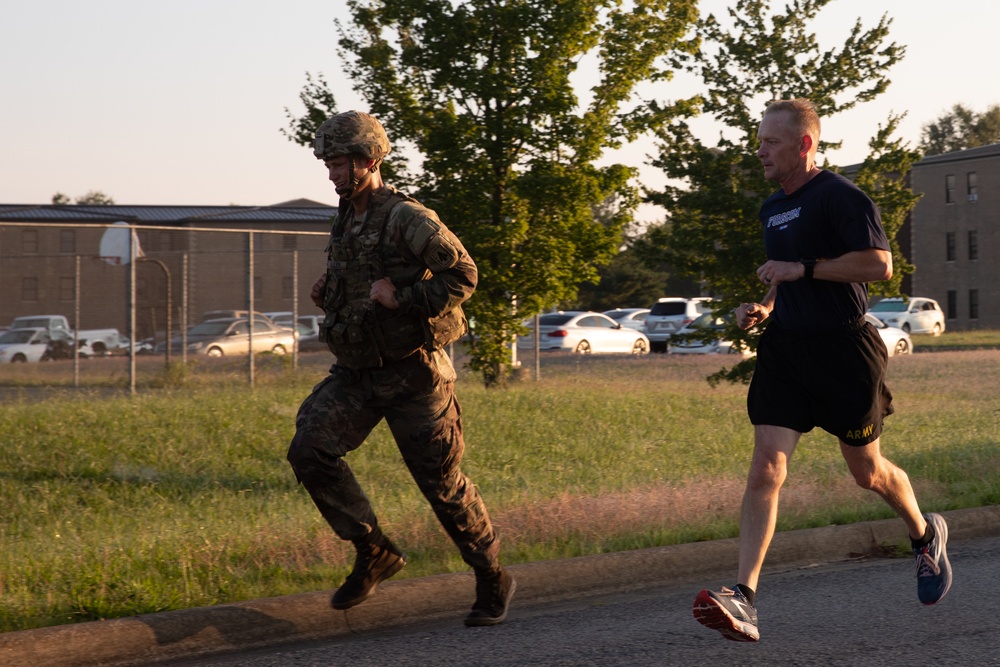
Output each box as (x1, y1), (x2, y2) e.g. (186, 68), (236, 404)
(688, 314), (726, 330)
(188, 321), (235, 336)
(870, 301), (906, 313)
(538, 314), (574, 326)
(0, 330), (36, 344)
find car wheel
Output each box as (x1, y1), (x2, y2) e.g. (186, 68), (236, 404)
(894, 339), (910, 356)
(11, 353), (27, 363)
(932, 323), (942, 336)
(207, 347), (224, 357)
(271, 345), (287, 355)
(632, 339), (648, 355)
(901, 322), (911, 333)
(574, 340), (592, 354)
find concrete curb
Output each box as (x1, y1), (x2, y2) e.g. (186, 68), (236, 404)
(3, 506), (998, 667)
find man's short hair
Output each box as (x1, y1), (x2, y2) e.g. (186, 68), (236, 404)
(764, 98), (821, 143)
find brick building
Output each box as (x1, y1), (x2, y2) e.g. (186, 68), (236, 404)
(907, 143), (1000, 330)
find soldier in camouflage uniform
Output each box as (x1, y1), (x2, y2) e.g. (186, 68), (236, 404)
(287, 110), (515, 626)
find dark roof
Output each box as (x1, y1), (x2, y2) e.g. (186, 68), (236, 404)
(0, 203), (337, 225)
(914, 142), (1000, 167)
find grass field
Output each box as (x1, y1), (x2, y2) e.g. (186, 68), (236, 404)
(1, 345), (999, 632)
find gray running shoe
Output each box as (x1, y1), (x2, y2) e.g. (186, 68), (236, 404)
(915, 512), (952, 605)
(693, 586), (760, 642)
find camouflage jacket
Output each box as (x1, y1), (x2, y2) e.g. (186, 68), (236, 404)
(320, 185), (476, 368)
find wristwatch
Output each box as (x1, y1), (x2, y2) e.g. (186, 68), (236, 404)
(801, 258), (817, 280)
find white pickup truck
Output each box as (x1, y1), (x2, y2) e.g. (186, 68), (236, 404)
(7, 315), (130, 357)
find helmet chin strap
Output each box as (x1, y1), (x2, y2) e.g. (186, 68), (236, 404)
(336, 156), (380, 200)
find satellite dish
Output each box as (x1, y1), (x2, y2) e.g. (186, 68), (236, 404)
(98, 222), (144, 265)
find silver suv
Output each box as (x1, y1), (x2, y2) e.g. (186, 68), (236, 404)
(643, 297), (713, 352)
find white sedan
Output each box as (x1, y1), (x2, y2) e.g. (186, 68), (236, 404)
(669, 313), (752, 355)
(518, 311), (650, 354)
(0, 327), (52, 363)
(865, 313), (913, 356)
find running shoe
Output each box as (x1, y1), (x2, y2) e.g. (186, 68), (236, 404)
(915, 512), (952, 605)
(693, 586), (760, 642)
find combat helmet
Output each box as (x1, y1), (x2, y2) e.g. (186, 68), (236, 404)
(313, 111), (391, 162)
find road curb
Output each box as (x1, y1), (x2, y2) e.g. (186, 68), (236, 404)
(3, 506), (998, 667)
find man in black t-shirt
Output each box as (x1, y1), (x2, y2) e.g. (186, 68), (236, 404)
(692, 98), (952, 643)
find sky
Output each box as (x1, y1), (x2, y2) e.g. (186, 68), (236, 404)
(2, 0), (998, 221)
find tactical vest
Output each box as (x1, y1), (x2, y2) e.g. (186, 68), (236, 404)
(319, 187), (467, 369)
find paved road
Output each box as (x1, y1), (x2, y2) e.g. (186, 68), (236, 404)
(169, 535), (993, 667)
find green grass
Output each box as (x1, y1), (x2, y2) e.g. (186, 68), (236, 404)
(1, 349), (999, 632)
(914, 328), (1000, 350)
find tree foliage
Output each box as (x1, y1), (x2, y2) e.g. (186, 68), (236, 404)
(287, 0), (699, 384)
(52, 191), (116, 205)
(637, 0), (912, 384)
(919, 103), (1000, 156)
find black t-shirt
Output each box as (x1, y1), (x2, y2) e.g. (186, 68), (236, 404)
(759, 170), (890, 332)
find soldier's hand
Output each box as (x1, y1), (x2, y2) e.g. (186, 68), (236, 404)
(310, 274), (328, 308)
(370, 277), (400, 309)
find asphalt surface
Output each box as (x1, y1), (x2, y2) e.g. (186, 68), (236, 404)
(3, 506), (998, 667)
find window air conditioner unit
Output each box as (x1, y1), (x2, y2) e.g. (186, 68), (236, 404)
(968, 194), (978, 202)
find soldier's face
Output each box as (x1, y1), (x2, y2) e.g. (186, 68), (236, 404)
(325, 156), (376, 198)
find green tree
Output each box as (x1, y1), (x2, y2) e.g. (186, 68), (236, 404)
(919, 103), (1000, 156)
(288, 0), (699, 384)
(572, 247), (672, 312)
(640, 0), (911, 384)
(52, 191), (115, 205)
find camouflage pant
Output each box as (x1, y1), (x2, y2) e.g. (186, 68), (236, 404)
(287, 348), (500, 572)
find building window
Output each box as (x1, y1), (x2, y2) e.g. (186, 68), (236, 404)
(283, 234), (297, 250)
(969, 289), (979, 320)
(59, 229), (76, 253)
(946, 232), (956, 261)
(22, 229), (38, 253)
(59, 277), (75, 301)
(282, 276), (294, 300)
(946, 290), (957, 320)
(969, 230), (979, 260)
(945, 174), (955, 203)
(22, 277), (38, 302)
(968, 171), (978, 201)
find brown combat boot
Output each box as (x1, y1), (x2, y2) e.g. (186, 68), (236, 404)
(464, 566), (516, 626)
(331, 538), (406, 610)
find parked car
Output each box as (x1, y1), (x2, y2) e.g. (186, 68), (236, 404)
(668, 313), (752, 356)
(270, 314), (324, 351)
(643, 297), (713, 352)
(156, 317), (295, 357)
(601, 308), (650, 333)
(865, 313), (913, 356)
(517, 311), (649, 355)
(868, 297), (945, 335)
(0, 328), (52, 363)
(199, 310), (276, 324)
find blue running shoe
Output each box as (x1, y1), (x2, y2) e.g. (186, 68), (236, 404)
(693, 586), (760, 642)
(915, 512), (952, 605)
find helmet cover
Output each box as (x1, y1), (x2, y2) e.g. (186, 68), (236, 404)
(313, 111), (391, 162)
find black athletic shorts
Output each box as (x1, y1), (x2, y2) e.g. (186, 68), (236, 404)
(747, 317), (894, 446)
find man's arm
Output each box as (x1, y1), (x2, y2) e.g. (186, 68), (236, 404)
(756, 248), (892, 286)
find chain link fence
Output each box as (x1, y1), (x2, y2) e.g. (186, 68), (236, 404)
(0, 222), (330, 392)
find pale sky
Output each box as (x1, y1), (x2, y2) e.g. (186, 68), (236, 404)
(2, 0), (997, 221)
